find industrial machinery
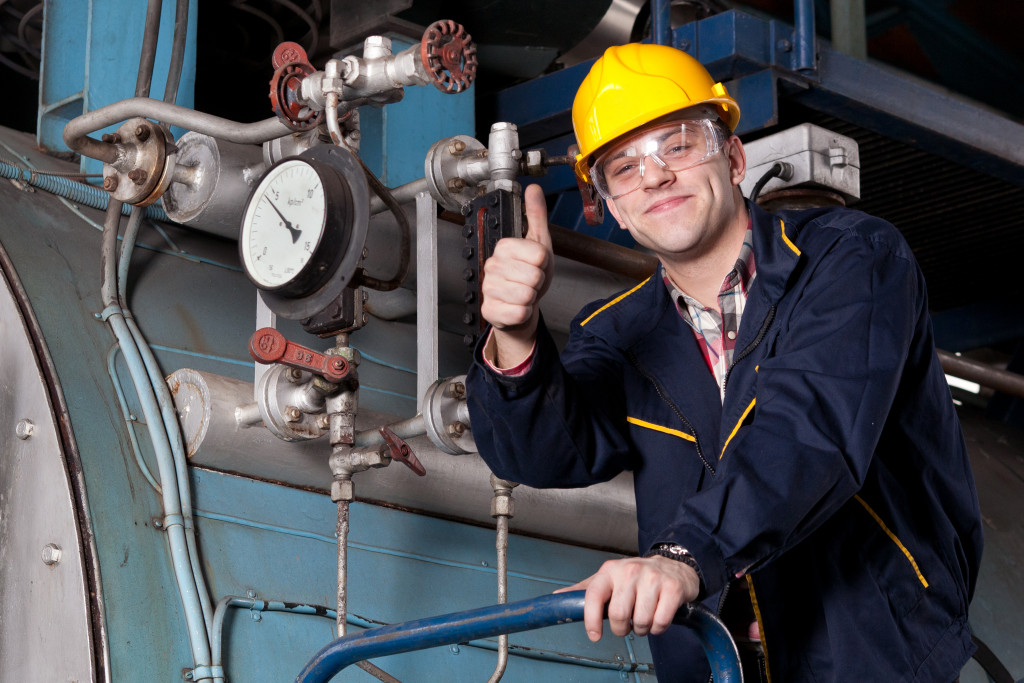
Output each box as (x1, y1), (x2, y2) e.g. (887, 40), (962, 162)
(2, 1), (1023, 681)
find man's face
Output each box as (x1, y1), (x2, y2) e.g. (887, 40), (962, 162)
(603, 130), (747, 263)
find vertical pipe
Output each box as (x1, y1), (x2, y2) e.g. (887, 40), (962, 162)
(415, 192), (439, 408)
(651, 0), (672, 46)
(336, 499), (350, 638)
(486, 514), (510, 683)
(794, 0), (818, 72)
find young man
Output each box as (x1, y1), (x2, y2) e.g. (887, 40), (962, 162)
(466, 43), (982, 682)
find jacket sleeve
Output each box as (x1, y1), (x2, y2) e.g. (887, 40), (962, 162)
(465, 313), (636, 488)
(656, 227), (928, 595)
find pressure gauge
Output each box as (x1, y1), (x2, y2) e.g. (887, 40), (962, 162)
(240, 146), (369, 319)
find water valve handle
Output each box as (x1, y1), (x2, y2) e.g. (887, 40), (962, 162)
(420, 20), (478, 94)
(379, 426), (426, 476)
(249, 328), (350, 383)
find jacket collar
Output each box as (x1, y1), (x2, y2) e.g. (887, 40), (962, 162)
(746, 199), (802, 307)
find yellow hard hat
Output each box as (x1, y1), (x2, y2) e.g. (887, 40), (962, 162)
(572, 43), (740, 182)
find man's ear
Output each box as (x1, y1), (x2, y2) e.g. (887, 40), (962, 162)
(727, 136), (747, 186)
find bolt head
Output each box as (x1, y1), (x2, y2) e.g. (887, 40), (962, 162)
(286, 367), (303, 382)
(285, 406), (302, 422)
(135, 125), (150, 141)
(41, 543), (62, 565)
(318, 414), (331, 430)
(15, 419), (35, 439)
(102, 176), (119, 192)
(446, 421), (467, 437)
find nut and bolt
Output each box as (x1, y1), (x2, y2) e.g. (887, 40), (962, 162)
(447, 177), (467, 192)
(462, 268), (475, 281)
(462, 246), (475, 259)
(134, 125), (151, 142)
(317, 414), (331, 430)
(286, 367), (304, 382)
(446, 421), (467, 437)
(331, 478), (355, 502)
(446, 381), (466, 399)
(128, 169), (148, 186)
(284, 406), (302, 422)
(448, 139), (467, 155)
(15, 419), (35, 439)
(41, 543), (62, 566)
(462, 312), (475, 325)
(101, 133), (122, 144)
(463, 291), (475, 303)
(102, 176), (119, 192)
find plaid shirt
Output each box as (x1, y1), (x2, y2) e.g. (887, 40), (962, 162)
(664, 226), (756, 401)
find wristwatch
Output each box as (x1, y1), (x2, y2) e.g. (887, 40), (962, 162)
(645, 543), (707, 599)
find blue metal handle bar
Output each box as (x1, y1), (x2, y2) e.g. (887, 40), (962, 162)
(296, 591), (742, 683)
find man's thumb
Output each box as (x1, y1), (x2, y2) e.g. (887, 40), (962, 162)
(523, 184), (553, 250)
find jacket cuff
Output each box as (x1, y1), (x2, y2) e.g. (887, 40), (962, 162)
(657, 525), (731, 597)
(471, 315), (556, 396)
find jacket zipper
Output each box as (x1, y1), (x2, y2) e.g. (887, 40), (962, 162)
(722, 305), (776, 395)
(625, 349), (715, 476)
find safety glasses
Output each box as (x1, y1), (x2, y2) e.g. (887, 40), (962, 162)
(591, 119), (725, 200)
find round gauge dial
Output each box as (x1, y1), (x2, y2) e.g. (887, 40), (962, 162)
(240, 159), (334, 292)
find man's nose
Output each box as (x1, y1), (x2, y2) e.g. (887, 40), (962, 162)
(640, 154), (674, 188)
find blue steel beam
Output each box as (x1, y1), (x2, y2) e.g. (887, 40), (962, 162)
(490, 9), (1024, 186)
(296, 591), (741, 683)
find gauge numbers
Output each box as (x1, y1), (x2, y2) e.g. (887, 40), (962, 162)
(241, 159), (328, 290)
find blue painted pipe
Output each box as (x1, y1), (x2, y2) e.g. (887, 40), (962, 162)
(651, 0), (672, 46)
(296, 591), (742, 683)
(794, 0), (817, 72)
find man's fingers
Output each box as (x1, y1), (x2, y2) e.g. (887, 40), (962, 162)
(523, 184), (553, 251)
(583, 574), (613, 642)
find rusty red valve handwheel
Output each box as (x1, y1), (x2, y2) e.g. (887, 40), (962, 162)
(249, 328), (350, 383)
(268, 41), (324, 132)
(420, 20), (477, 94)
(379, 425), (426, 477)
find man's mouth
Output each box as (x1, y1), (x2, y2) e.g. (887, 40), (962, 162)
(645, 195), (691, 214)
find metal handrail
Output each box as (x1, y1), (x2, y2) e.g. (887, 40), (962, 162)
(296, 590), (742, 682)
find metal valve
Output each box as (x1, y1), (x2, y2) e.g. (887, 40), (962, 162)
(379, 425), (426, 476)
(420, 20), (478, 94)
(249, 328), (351, 383)
(268, 42), (323, 132)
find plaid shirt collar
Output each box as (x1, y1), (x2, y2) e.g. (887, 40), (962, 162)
(663, 224), (756, 400)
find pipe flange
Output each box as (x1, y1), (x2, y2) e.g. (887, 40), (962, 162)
(255, 364), (327, 442)
(102, 117), (174, 207)
(421, 375), (476, 455)
(424, 135), (486, 212)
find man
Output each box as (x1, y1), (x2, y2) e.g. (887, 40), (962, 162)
(466, 43), (982, 682)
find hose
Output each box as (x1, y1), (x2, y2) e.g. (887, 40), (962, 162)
(353, 154), (411, 292)
(749, 161), (793, 204)
(0, 158), (169, 221)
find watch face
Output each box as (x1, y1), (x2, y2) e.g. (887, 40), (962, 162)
(240, 159), (327, 289)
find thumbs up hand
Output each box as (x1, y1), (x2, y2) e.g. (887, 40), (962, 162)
(481, 184), (554, 367)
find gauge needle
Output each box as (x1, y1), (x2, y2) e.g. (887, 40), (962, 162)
(267, 199), (302, 243)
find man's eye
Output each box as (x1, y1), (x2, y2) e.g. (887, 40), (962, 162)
(612, 162), (638, 177)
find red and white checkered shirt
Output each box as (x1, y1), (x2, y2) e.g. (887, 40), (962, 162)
(664, 226), (756, 401)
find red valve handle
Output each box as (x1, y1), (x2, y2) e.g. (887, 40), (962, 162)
(379, 425), (426, 476)
(249, 328), (350, 383)
(268, 41), (323, 132)
(420, 20), (477, 94)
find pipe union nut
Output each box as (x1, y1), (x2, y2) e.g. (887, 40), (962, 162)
(490, 495), (515, 518)
(332, 479), (355, 502)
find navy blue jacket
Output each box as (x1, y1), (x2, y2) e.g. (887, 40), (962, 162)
(467, 202), (983, 682)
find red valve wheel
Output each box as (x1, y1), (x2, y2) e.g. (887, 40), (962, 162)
(420, 20), (477, 94)
(268, 41), (323, 132)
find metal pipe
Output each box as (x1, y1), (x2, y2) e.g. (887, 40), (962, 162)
(100, 203), (213, 678)
(353, 414), (426, 448)
(794, 0), (818, 72)
(938, 350), (1024, 399)
(135, 0), (163, 99)
(549, 223), (657, 282)
(651, 0), (672, 46)
(486, 476), (517, 683)
(296, 592), (743, 683)
(0, 159), (169, 221)
(335, 499), (350, 639)
(163, 0), (189, 105)
(62, 98), (290, 164)
(369, 178), (430, 215)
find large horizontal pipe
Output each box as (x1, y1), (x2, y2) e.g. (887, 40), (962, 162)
(169, 370), (639, 553)
(937, 350), (1024, 399)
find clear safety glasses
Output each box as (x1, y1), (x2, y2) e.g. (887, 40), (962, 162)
(591, 119), (726, 200)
